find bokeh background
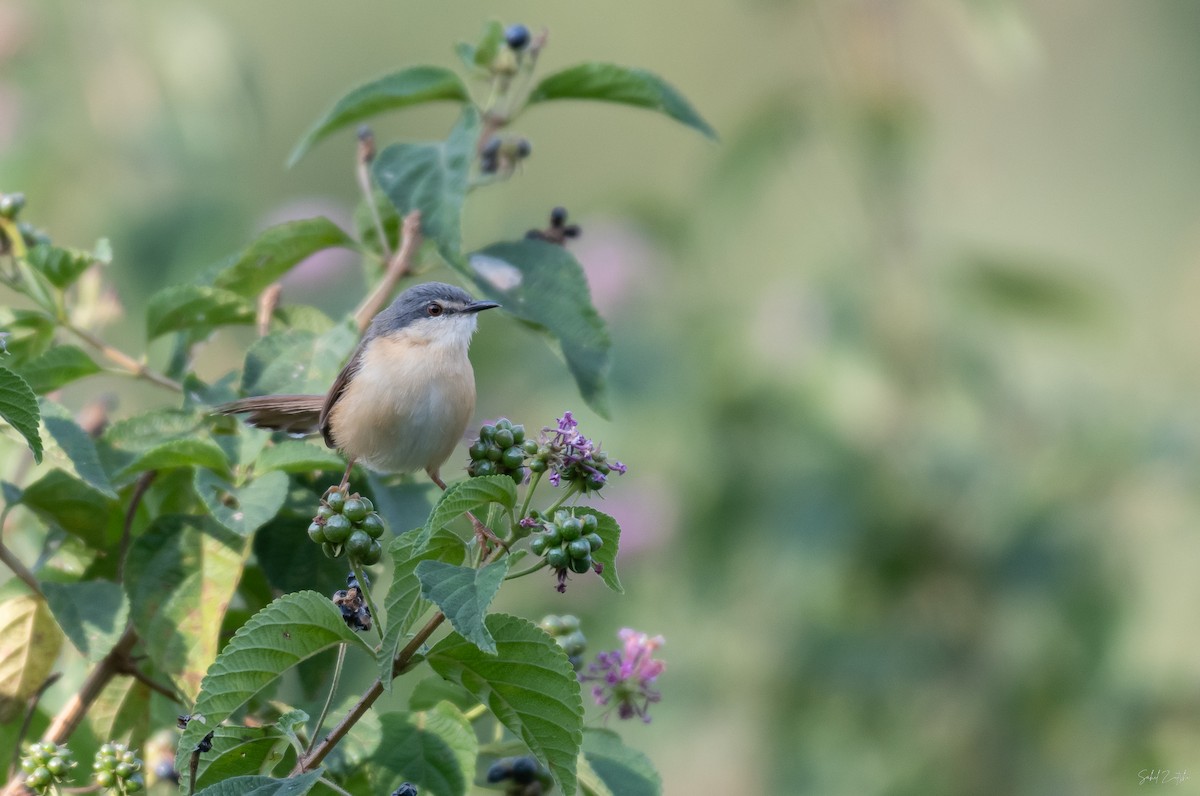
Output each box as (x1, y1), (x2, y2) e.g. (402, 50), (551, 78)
(6, 1), (1200, 793)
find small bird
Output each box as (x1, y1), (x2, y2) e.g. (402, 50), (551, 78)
(217, 282), (499, 490)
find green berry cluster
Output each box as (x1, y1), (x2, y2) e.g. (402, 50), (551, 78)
(0, 191), (52, 252)
(93, 743), (145, 793)
(538, 614), (587, 670)
(308, 488), (385, 565)
(467, 418), (534, 482)
(19, 742), (74, 793)
(529, 510), (602, 587)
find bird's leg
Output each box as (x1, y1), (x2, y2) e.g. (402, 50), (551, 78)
(426, 467), (505, 551)
(338, 457), (357, 492)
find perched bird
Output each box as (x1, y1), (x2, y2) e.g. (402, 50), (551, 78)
(217, 282), (499, 489)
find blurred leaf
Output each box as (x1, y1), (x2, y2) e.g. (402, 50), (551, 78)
(369, 704), (478, 796)
(0, 310), (55, 366)
(416, 558), (510, 654)
(427, 613), (583, 796)
(527, 63), (717, 140)
(12, 345), (100, 394)
(380, 528), (467, 690)
(88, 677), (152, 749)
(572, 508), (623, 593)
(704, 95), (806, 210)
(372, 108), (479, 261)
(213, 218), (358, 298)
(581, 728), (661, 796)
(254, 513), (349, 598)
(366, 475), (436, 535)
(116, 438), (232, 481)
(955, 253), (1104, 325)
(125, 515), (249, 700)
(42, 401), (115, 497)
(146, 285), (255, 340)
(271, 304), (336, 335)
(0, 595), (62, 722)
(22, 469), (118, 548)
(41, 580), (128, 663)
(103, 408), (204, 452)
(354, 190), (400, 258)
(192, 771), (324, 796)
(289, 66), (470, 167)
(22, 239), (110, 288)
(455, 20), (504, 76)
(408, 675), (477, 712)
(194, 469), (289, 536)
(467, 240), (611, 416)
(176, 591), (373, 785)
(241, 326), (357, 396)
(256, 440), (345, 474)
(421, 475), (515, 547)
(0, 365), (42, 463)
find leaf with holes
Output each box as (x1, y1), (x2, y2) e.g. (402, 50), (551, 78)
(416, 558), (510, 654)
(0, 365), (42, 463)
(212, 218), (359, 298)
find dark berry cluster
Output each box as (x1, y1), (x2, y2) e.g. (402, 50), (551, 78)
(538, 614), (587, 670)
(480, 135), (532, 175)
(19, 742), (75, 794)
(486, 755), (551, 795)
(529, 509), (603, 591)
(333, 572), (373, 632)
(467, 418), (534, 482)
(390, 785), (418, 796)
(525, 206), (581, 245)
(308, 488), (385, 565)
(93, 742), (145, 793)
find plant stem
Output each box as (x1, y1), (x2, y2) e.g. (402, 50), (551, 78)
(62, 320), (182, 393)
(504, 559), (548, 580)
(317, 777), (353, 796)
(349, 559), (384, 645)
(463, 703), (488, 722)
(354, 212), (422, 334)
(355, 158), (391, 262)
(306, 644), (347, 756)
(517, 470), (543, 521)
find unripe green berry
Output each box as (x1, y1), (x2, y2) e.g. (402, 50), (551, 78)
(323, 514), (352, 544)
(326, 491), (346, 513)
(502, 446), (525, 469)
(47, 757), (67, 776)
(560, 517), (582, 541)
(585, 532), (603, 551)
(473, 460), (497, 477)
(546, 548), (568, 569)
(562, 630), (587, 655)
(20, 758), (36, 774)
(494, 428), (514, 449)
(479, 423), (496, 442)
(27, 767), (51, 788)
(582, 514), (598, 532)
(485, 444), (503, 462)
(95, 770), (114, 788)
(522, 439), (538, 455)
(346, 530), (373, 560)
(529, 458), (547, 473)
(469, 440), (489, 460)
(510, 466), (528, 484)
(543, 523), (562, 544)
(307, 522), (327, 544)
(569, 554), (592, 574)
(530, 535), (548, 556)
(360, 496), (374, 513)
(554, 510), (571, 525)
(362, 540), (383, 566)
(343, 498), (368, 523)
(125, 774), (145, 792)
(511, 424), (525, 443)
(361, 512), (385, 539)
(322, 542), (341, 559)
(567, 539), (591, 560)
(116, 761), (134, 778)
(317, 504), (335, 519)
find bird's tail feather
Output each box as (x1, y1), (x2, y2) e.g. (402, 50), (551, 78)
(216, 395), (324, 437)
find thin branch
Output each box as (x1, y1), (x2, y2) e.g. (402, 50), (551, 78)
(256, 283), (283, 337)
(0, 538), (42, 598)
(115, 657), (183, 705)
(117, 471), (156, 581)
(354, 212), (422, 333)
(63, 321), (182, 393)
(355, 128), (391, 262)
(306, 644), (347, 756)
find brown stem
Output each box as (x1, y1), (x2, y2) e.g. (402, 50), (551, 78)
(0, 539), (42, 598)
(64, 322), (182, 393)
(117, 471), (156, 581)
(354, 212), (422, 333)
(256, 283), (283, 337)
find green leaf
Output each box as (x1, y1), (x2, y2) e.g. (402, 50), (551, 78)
(177, 592), (373, 787)
(21, 469), (119, 548)
(194, 469), (289, 536)
(125, 515), (249, 700)
(254, 515), (349, 599)
(192, 770), (325, 796)
(455, 20), (504, 75)
(955, 253), (1104, 325)
(12, 345), (100, 394)
(88, 677), (152, 749)
(379, 529), (466, 689)
(0, 365), (42, 463)
(255, 440), (345, 474)
(41, 401), (116, 497)
(115, 438), (232, 481)
(103, 408), (204, 452)
(146, 285), (255, 340)
(527, 62), (717, 140)
(289, 66), (470, 167)
(427, 613), (584, 796)
(370, 704), (478, 796)
(372, 107), (479, 261)
(581, 728), (662, 796)
(41, 580), (129, 663)
(23, 239), (111, 288)
(0, 595), (63, 722)
(421, 475), (516, 547)
(408, 675), (477, 712)
(213, 218), (359, 298)
(241, 325), (358, 396)
(193, 717), (305, 788)
(573, 507), (623, 593)
(416, 558), (510, 655)
(467, 240), (612, 416)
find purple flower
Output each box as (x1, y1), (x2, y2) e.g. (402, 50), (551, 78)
(580, 628), (665, 722)
(538, 412), (627, 493)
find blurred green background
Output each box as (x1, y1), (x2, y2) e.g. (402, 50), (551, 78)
(6, 1), (1200, 793)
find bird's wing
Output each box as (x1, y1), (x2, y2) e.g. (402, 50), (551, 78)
(318, 337), (370, 448)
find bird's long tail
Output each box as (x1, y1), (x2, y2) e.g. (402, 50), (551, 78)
(216, 395), (324, 437)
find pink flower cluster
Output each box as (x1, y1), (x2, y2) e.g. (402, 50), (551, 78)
(580, 628), (665, 722)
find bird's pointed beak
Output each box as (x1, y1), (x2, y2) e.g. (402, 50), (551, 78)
(465, 299), (501, 313)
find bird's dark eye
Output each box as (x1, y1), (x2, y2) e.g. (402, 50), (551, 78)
(427, 302), (444, 317)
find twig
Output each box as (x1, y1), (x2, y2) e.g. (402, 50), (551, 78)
(9, 673), (61, 778)
(305, 644), (346, 756)
(256, 283), (283, 337)
(115, 657), (182, 705)
(117, 471), (156, 581)
(0, 538), (42, 598)
(317, 777), (353, 796)
(355, 128), (391, 261)
(354, 212), (422, 333)
(63, 321), (182, 393)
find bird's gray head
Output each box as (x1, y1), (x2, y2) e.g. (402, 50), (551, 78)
(368, 281), (500, 347)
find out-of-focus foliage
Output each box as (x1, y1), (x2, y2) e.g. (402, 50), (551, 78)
(5, 1), (1200, 794)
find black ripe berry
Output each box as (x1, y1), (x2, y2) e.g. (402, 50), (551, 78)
(505, 24), (531, 51)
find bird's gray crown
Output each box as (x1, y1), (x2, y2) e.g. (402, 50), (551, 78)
(368, 282), (478, 336)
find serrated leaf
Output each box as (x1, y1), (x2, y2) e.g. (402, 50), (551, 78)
(13, 345), (100, 394)
(194, 469), (288, 537)
(41, 580), (129, 662)
(421, 475), (516, 546)
(21, 469), (119, 548)
(193, 721), (299, 787)
(88, 677), (152, 749)
(573, 507), (623, 593)
(0, 595), (63, 722)
(177, 592), (373, 788)
(581, 728), (662, 796)
(416, 558), (510, 654)
(0, 365), (42, 463)
(528, 62), (717, 140)
(241, 326), (357, 396)
(289, 66), (470, 167)
(427, 613), (584, 796)
(213, 218), (359, 298)
(192, 770), (325, 796)
(370, 704), (478, 796)
(116, 438), (232, 481)
(23, 239), (110, 288)
(256, 440), (345, 474)
(125, 515), (249, 699)
(42, 401), (116, 497)
(408, 675), (477, 712)
(372, 107), (479, 261)
(380, 528), (467, 689)
(146, 285), (255, 340)
(467, 240), (611, 416)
